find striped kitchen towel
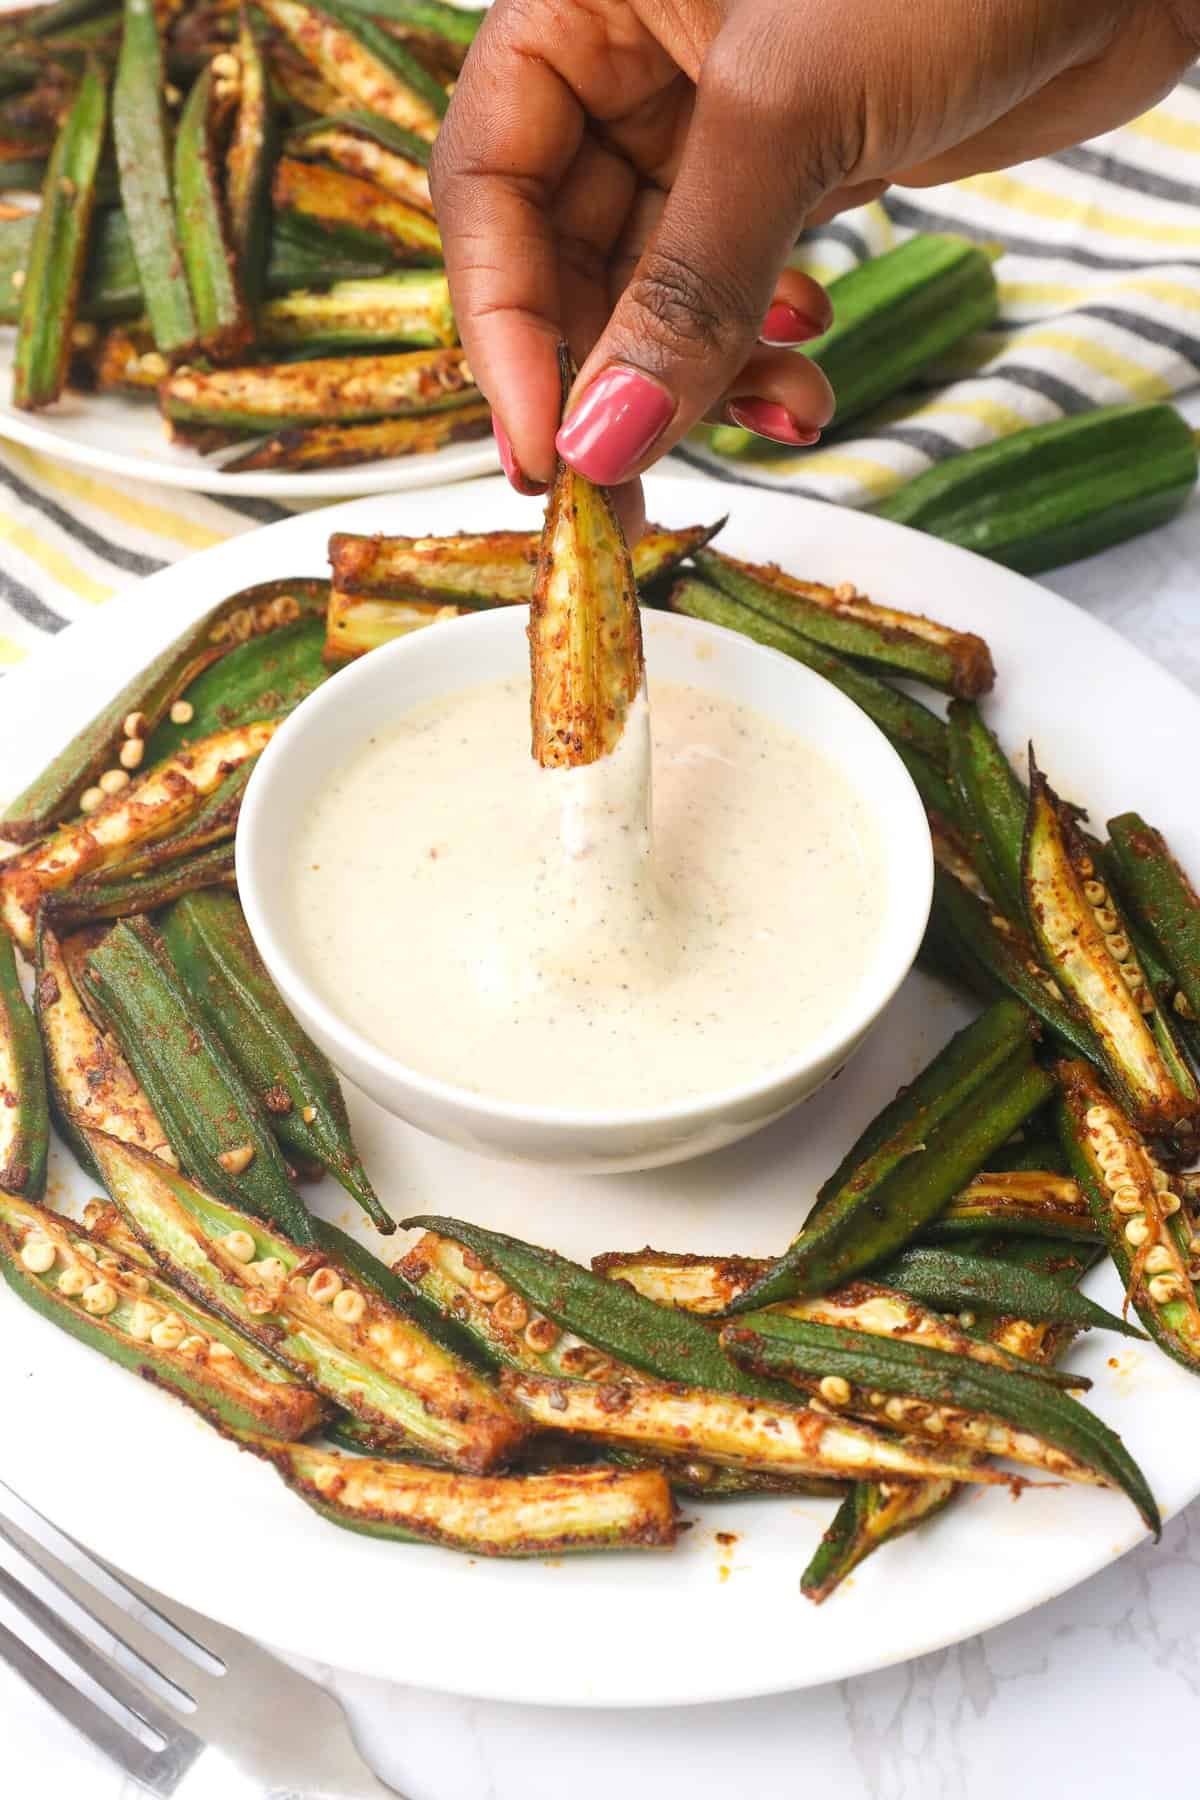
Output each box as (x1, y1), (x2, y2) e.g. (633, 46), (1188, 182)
(1, 81), (1199, 657)
(680, 75), (1200, 504)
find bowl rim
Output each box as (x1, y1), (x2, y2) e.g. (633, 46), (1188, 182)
(236, 605), (934, 1133)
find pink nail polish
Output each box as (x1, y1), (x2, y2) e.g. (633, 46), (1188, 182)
(493, 414), (548, 497)
(726, 399), (821, 447)
(555, 366), (675, 484)
(759, 302), (827, 347)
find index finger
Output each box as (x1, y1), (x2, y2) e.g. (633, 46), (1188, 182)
(430, 4), (585, 486)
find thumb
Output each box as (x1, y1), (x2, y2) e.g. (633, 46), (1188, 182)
(556, 38), (843, 484)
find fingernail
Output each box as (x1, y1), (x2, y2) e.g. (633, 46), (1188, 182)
(759, 302), (827, 347)
(725, 399), (821, 447)
(493, 414), (548, 496)
(555, 365), (675, 484)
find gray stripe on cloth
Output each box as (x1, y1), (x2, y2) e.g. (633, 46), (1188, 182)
(883, 195), (1196, 269)
(0, 458), (164, 580)
(0, 568), (68, 633)
(1072, 305), (1200, 372)
(1054, 144), (1200, 211)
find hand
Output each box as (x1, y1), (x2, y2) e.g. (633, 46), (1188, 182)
(433, 0), (1200, 530)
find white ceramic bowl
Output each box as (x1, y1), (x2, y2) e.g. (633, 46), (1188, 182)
(237, 607), (933, 1172)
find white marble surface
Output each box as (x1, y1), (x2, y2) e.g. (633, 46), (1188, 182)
(3, 454), (1200, 1799)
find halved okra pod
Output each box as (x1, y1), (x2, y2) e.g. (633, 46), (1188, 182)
(223, 402), (493, 472)
(725, 1001), (1052, 1313)
(88, 1129), (526, 1470)
(83, 915), (315, 1241)
(669, 575), (949, 771)
(1057, 1057), (1200, 1371)
(923, 1168), (1097, 1242)
(173, 62), (250, 359)
(236, 1435), (679, 1555)
(160, 345), (474, 434)
(158, 889), (391, 1231)
(0, 722), (277, 950)
(3, 576), (325, 841)
(13, 54), (106, 408)
(226, 2), (274, 302)
(257, 0), (448, 141)
(690, 547), (995, 698)
(1023, 759), (1200, 1136)
(721, 1309), (1158, 1532)
(1105, 811), (1200, 1025)
(272, 156), (442, 261)
(256, 271), (455, 350)
(35, 919), (173, 1182)
(285, 109), (432, 214)
(113, 0), (197, 353)
(0, 1188), (325, 1439)
(0, 935), (48, 1199)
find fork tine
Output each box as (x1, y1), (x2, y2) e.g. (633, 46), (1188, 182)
(0, 1518), (196, 1712)
(0, 1612), (161, 1781)
(0, 1551), (181, 1745)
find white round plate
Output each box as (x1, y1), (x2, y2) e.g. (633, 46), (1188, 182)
(0, 333), (499, 496)
(3, 474), (1199, 1709)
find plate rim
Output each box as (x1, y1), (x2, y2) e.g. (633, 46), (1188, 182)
(1, 470), (1196, 1708)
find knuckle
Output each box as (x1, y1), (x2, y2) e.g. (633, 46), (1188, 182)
(623, 250), (752, 363)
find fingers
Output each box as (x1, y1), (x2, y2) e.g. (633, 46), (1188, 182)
(704, 345), (834, 443)
(555, 24), (849, 483)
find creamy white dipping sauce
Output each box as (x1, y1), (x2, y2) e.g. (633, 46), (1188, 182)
(291, 675), (887, 1112)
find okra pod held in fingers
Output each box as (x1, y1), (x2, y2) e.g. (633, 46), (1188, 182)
(161, 346), (473, 433)
(83, 915), (314, 1242)
(691, 547), (994, 699)
(720, 1311), (1159, 1532)
(89, 1130), (526, 1471)
(159, 889), (390, 1231)
(0, 1189), (325, 1440)
(1023, 759), (1200, 1135)
(0, 934), (47, 1199)
(13, 54), (106, 409)
(241, 1437), (679, 1555)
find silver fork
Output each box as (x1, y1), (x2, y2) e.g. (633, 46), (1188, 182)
(0, 1482), (400, 1799)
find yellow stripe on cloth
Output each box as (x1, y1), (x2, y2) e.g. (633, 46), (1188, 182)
(963, 170), (1200, 248)
(741, 448), (902, 495)
(903, 393), (1033, 438)
(0, 512), (112, 604)
(9, 446), (229, 553)
(1005, 328), (1173, 399)
(1125, 109), (1200, 155)
(0, 636), (28, 666)
(1001, 276), (1200, 315)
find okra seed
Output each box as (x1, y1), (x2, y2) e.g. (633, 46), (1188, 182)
(141, 351), (168, 380)
(1143, 1246), (1174, 1275)
(817, 1375), (851, 1407)
(211, 50), (239, 76)
(1112, 1188), (1142, 1215)
(1093, 907), (1119, 934)
(958, 1311), (976, 1329)
(178, 1335), (208, 1359)
(223, 1229), (256, 1263)
(312, 1464), (340, 1495)
(1176, 990), (1196, 1019)
(99, 767), (129, 795)
(524, 1316), (560, 1353)
(164, 82), (181, 105)
(150, 1315), (185, 1349)
(332, 1287), (365, 1324)
(79, 786), (104, 815)
(301, 1104), (316, 1123)
(274, 595), (301, 625)
(10, 268), (23, 289)
(209, 1341), (235, 1361)
(1085, 1105), (1110, 1129)
(1149, 1274), (1184, 1304)
(1125, 1216), (1152, 1246)
(884, 1397), (909, 1424)
(254, 603), (277, 634)
(243, 1290), (273, 1315)
(19, 1236), (55, 1274)
(252, 1257), (287, 1286)
(1105, 933), (1131, 961)
(230, 609), (253, 641)
(119, 738), (144, 771)
(57, 1265), (89, 1297)
(81, 1281), (117, 1317)
(1082, 883), (1107, 907)
(307, 1266), (343, 1304)
(169, 699), (194, 725)
(921, 1410), (945, 1436)
(492, 1291), (529, 1331)
(1162, 1192), (1182, 1215)
(158, 1146), (180, 1169)
(217, 1142), (255, 1175)
(129, 1301), (161, 1340)
(1190, 1236), (1200, 1259)
(123, 711), (146, 739)
(127, 1274), (150, 1295)
(95, 1251), (120, 1271)
(867, 1391), (886, 1408)
(470, 1269), (507, 1303)
(1076, 854), (1095, 877)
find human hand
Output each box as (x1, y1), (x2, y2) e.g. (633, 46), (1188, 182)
(432, 0), (1199, 531)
